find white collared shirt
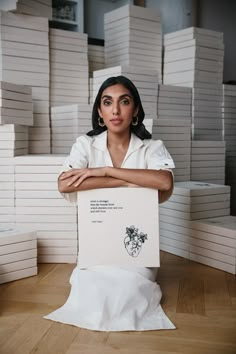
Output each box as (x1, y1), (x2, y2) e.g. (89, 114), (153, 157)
(61, 131), (175, 203)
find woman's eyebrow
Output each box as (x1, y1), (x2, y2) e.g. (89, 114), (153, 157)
(119, 94), (132, 99)
(101, 94), (132, 99)
(101, 94), (112, 99)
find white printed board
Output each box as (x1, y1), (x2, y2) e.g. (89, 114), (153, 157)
(78, 187), (159, 268)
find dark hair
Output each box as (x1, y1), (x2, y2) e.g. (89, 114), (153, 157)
(87, 75), (152, 140)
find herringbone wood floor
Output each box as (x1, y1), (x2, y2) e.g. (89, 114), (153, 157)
(0, 252), (235, 354)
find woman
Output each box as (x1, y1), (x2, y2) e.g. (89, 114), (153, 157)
(45, 76), (175, 331)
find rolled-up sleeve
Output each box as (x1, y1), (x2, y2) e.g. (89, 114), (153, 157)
(146, 140), (175, 171)
(59, 136), (90, 204)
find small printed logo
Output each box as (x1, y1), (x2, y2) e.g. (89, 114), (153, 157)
(124, 225), (148, 257)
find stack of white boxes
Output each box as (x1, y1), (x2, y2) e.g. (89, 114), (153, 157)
(191, 216), (236, 274)
(51, 104), (92, 154)
(192, 85), (223, 141)
(0, 154), (15, 226)
(0, 80), (33, 226)
(0, 82), (33, 126)
(164, 27), (224, 142)
(191, 141), (226, 184)
(0, 126), (29, 227)
(157, 84), (192, 120)
(0, 225), (37, 284)
(152, 119), (191, 182)
(88, 44), (105, 77)
(163, 27), (224, 87)
(104, 5), (162, 81)
(155, 85), (192, 181)
(0, 11), (50, 154)
(14, 155), (78, 263)
(92, 66), (158, 120)
(0, 124), (29, 158)
(0, 3), (234, 275)
(49, 28), (89, 106)
(0, 0), (52, 18)
(223, 84), (236, 215)
(160, 181), (232, 271)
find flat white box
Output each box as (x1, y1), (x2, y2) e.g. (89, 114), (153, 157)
(189, 253), (235, 274)
(104, 5), (161, 24)
(0, 258), (37, 275)
(78, 188), (159, 268)
(174, 181), (230, 196)
(0, 267), (37, 284)
(0, 224), (36, 245)
(38, 255), (76, 263)
(164, 27), (223, 40)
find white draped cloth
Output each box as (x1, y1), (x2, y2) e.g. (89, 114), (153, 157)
(44, 132), (176, 331)
(44, 266), (175, 331)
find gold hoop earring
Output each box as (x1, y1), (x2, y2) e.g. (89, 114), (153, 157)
(98, 116), (105, 127)
(132, 116), (138, 126)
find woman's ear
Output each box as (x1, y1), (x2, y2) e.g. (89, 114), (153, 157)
(134, 107), (139, 117)
(98, 107), (103, 118)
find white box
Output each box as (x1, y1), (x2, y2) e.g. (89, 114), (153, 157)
(0, 267), (37, 284)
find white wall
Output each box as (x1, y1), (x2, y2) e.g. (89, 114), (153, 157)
(198, 0), (236, 82)
(84, 0), (132, 40)
(145, 0), (194, 33)
(0, 0), (17, 11)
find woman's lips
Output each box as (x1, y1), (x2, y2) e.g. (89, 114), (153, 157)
(110, 118), (122, 125)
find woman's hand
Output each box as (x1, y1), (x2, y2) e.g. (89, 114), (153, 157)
(59, 167), (108, 187)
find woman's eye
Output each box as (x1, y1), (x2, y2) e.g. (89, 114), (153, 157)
(103, 100), (112, 106)
(121, 99), (130, 105)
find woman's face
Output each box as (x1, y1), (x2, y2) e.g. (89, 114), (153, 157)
(98, 84), (138, 135)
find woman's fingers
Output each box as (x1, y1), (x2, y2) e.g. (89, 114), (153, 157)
(66, 169), (90, 187)
(60, 168), (106, 186)
(59, 169), (77, 180)
(74, 172), (89, 187)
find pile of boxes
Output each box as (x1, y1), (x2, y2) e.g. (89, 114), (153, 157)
(191, 216), (236, 274)
(0, 10), (50, 154)
(51, 104), (92, 154)
(49, 28), (89, 106)
(160, 182), (235, 274)
(191, 85), (223, 141)
(0, 5), (235, 279)
(190, 141), (226, 184)
(152, 119), (191, 182)
(164, 27), (224, 142)
(163, 27), (224, 87)
(88, 44), (105, 77)
(0, 155), (15, 226)
(157, 84), (192, 121)
(104, 5), (162, 81)
(14, 155), (78, 264)
(0, 225), (37, 284)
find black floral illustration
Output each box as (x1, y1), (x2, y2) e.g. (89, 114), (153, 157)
(124, 225), (148, 257)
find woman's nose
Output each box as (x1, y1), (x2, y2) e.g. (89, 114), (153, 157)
(112, 103), (119, 115)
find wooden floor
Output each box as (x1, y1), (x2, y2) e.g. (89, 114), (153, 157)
(0, 252), (235, 354)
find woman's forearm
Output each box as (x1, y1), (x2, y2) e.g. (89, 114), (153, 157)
(58, 176), (129, 193)
(105, 167), (173, 191)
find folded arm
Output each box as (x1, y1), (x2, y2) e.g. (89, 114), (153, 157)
(58, 166), (173, 203)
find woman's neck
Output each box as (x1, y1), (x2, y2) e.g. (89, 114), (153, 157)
(107, 130), (131, 149)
